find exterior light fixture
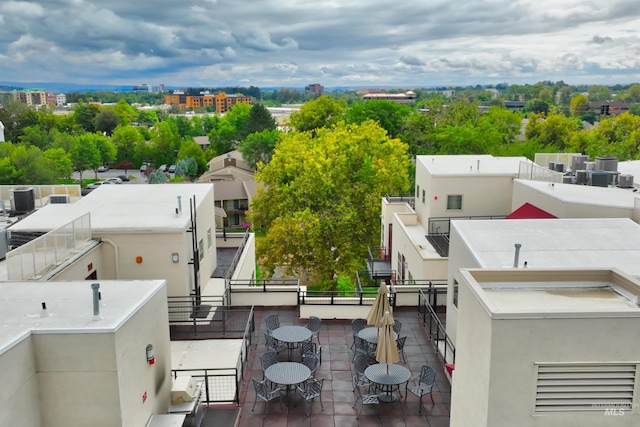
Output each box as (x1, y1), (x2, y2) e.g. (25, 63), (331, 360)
(136, 256), (143, 264)
(172, 253), (179, 263)
(146, 344), (155, 365)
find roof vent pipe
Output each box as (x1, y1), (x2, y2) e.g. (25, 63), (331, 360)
(177, 196), (182, 214)
(477, 160), (480, 172)
(513, 243), (522, 268)
(91, 283), (101, 318)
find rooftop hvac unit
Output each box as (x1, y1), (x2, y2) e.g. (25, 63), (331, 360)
(49, 194), (70, 204)
(619, 174), (634, 188)
(554, 163), (565, 173)
(562, 175), (573, 184)
(548, 162), (556, 170)
(11, 188), (35, 214)
(590, 171), (609, 187)
(607, 171), (620, 186)
(571, 154), (589, 172)
(595, 156), (618, 172)
(575, 170), (588, 185)
(585, 162), (596, 171)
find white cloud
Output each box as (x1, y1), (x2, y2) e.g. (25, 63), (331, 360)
(1, 0), (640, 87)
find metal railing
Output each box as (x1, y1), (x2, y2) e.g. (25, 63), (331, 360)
(298, 288), (397, 306)
(385, 193), (415, 209)
(394, 279), (447, 309)
(168, 296), (254, 339)
(171, 306), (255, 405)
(228, 278), (299, 292)
(418, 288), (455, 365)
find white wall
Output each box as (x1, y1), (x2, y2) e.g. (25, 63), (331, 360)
(0, 336), (40, 427)
(51, 243), (105, 281)
(115, 285), (172, 426)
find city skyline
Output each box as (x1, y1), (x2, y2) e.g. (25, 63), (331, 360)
(1, 1), (640, 87)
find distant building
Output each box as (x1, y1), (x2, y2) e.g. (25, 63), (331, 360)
(46, 93), (57, 105)
(363, 91), (416, 104)
(305, 83), (324, 94)
(165, 92), (252, 113)
(588, 101), (631, 116)
(132, 84), (150, 92)
(12, 89), (47, 107)
(56, 93), (66, 107)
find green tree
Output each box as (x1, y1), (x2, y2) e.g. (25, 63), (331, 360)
(238, 129), (280, 169)
(18, 125), (52, 150)
(94, 109), (121, 136)
(569, 94), (589, 117)
(288, 96), (347, 132)
(346, 100), (412, 139)
(177, 140), (207, 174)
(43, 148), (74, 180)
(242, 104), (277, 137)
(150, 121), (180, 167)
(175, 157), (198, 181)
(93, 134), (117, 175)
(11, 144), (56, 184)
(112, 125), (143, 164)
(71, 134), (101, 181)
(525, 112), (580, 150)
(73, 101), (100, 133)
(249, 120), (410, 288)
(148, 170), (168, 184)
(588, 85), (612, 101)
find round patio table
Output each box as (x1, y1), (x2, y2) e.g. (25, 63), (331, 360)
(264, 362), (311, 400)
(272, 325), (312, 360)
(364, 363), (411, 403)
(358, 327), (398, 345)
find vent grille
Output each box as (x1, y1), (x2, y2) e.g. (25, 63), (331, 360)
(535, 363), (636, 412)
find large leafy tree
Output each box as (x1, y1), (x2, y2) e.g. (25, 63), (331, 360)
(178, 140), (207, 173)
(288, 95), (347, 132)
(112, 125), (143, 164)
(569, 94), (589, 117)
(525, 112), (580, 151)
(94, 109), (121, 136)
(241, 103), (277, 137)
(346, 100), (412, 138)
(71, 134), (101, 181)
(150, 121), (181, 167)
(238, 129), (280, 169)
(73, 101), (100, 133)
(249, 120), (411, 288)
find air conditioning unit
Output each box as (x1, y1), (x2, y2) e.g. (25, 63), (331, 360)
(619, 174), (634, 188)
(171, 376), (198, 403)
(11, 188), (35, 214)
(49, 194), (70, 204)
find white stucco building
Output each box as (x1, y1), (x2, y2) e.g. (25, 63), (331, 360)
(1, 280), (172, 427)
(450, 268), (640, 427)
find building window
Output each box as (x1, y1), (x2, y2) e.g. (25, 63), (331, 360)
(452, 279), (459, 308)
(198, 239), (204, 261)
(535, 363), (637, 412)
(207, 227), (212, 248)
(422, 190), (425, 204)
(447, 195), (463, 210)
(416, 185), (420, 198)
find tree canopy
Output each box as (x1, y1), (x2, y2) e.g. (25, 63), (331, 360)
(249, 120), (410, 288)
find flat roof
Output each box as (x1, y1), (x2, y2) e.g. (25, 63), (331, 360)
(0, 280), (166, 355)
(515, 179), (638, 209)
(9, 183), (213, 233)
(451, 218), (640, 277)
(460, 269), (640, 318)
(417, 154), (529, 176)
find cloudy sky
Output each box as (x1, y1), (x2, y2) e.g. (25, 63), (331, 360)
(1, 0), (640, 88)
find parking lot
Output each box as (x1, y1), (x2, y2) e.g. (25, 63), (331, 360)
(73, 168), (147, 184)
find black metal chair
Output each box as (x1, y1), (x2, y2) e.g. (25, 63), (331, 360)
(393, 319), (402, 335)
(350, 318), (367, 348)
(265, 333), (287, 355)
(259, 351), (278, 379)
(307, 316), (321, 344)
(299, 340), (322, 364)
(302, 353), (319, 377)
(352, 377), (379, 418)
(296, 378), (324, 416)
(405, 365), (437, 413)
(265, 314), (280, 335)
(396, 336), (408, 364)
(352, 353), (375, 392)
(353, 335), (375, 361)
(251, 378), (283, 418)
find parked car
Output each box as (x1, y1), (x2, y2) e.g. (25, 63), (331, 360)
(158, 164), (167, 172)
(117, 175), (130, 182)
(140, 164), (148, 172)
(107, 177), (122, 184)
(97, 165), (109, 172)
(168, 165), (176, 173)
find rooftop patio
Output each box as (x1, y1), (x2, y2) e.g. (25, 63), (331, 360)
(216, 305), (451, 427)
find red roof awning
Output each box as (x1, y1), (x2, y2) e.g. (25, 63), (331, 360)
(506, 203), (556, 219)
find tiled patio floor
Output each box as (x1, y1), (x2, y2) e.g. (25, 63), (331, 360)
(232, 306), (451, 427)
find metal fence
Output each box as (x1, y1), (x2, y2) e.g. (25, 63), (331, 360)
(168, 295), (254, 340)
(298, 288), (397, 306)
(418, 288), (455, 365)
(171, 306), (255, 405)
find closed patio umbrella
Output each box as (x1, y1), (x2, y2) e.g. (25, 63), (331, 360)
(375, 311), (399, 373)
(366, 282), (392, 327)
